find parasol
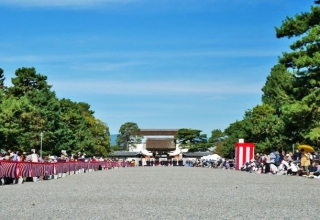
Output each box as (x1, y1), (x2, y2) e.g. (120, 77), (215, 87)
(297, 145), (315, 153)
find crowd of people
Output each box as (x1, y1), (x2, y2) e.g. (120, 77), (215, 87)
(0, 149), (133, 185)
(240, 149), (320, 178)
(184, 148), (320, 179)
(0, 149), (106, 163)
(2, 147), (319, 179)
(185, 158), (234, 169)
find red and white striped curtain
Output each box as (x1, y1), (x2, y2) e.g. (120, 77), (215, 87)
(0, 161), (134, 178)
(235, 143), (255, 170)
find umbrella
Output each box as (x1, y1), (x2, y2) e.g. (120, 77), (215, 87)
(297, 145), (315, 153)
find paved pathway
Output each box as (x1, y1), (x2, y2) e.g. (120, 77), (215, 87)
(1, 167), (319, 220)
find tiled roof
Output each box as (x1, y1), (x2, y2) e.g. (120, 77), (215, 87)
(146, 138), (175, 150)
(111, 151), (139, 157)
(183, 152), (211, 157)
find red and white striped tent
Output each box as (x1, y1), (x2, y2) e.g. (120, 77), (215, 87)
(235, 142), (255, 170)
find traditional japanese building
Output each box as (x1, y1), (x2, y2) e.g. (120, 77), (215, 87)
(112, 129), (183, 165)
(112, 129), (212, 165)
(134, 129), (182, 161)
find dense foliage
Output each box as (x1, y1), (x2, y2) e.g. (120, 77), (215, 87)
(0, 67), (111, 157)
(213, 2), (320, 158)
(116, 122), (142, 150)
(175, 128), (210, 152)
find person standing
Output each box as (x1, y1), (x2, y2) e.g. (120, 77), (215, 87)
(73, 152), (80, 161)
(300, 149), (310, 175)
(293, 149), (301, 161)
(314, 151), (319, 164)
(20, 152), (26, 161)
(275, 151), (281, 166)
(270, 151), (276, 165)
(30, 149), (38, 162)
(264, 153), (271, 173)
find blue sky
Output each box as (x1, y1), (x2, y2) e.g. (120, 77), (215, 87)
(0, 0), (314, 136)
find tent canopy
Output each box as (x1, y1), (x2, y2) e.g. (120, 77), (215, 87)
(201, 154), (221, 161)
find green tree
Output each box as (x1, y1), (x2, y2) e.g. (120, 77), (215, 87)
(261, 64), (294, 114)
(0, 67), (112, 156)
(57, 98), (95, 155)
(208, 129), (225, 156)
(223, 120), (250, 158)
(222, 104), (286, 156)
(0, 68), (6, 105)
(248, 104), (286, 152)
(6, 67), (61, 154)
(175, 128), (208, 152)
(274, 3), (320, 146)
(208, 129), (224, 143)
(0, 68), (6, 91)
(91, 119), (111, 157)
(117, 122), (142, 150)
(7, 67), (52, 97)
(0, 96), (41, 151)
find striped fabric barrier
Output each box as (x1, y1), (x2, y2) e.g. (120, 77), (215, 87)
(235, 142), (255, 170)
(31, 162), (55, 177)
(20, 162), (33, 177)
(0, 161), (19, 178)
(69, 162), (76, 172)
(0, 161), (135, 178)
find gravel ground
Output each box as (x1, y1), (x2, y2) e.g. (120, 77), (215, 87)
(1, 167), (320, 220)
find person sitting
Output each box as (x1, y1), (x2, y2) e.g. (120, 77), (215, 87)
(278, 160), (289, 175)
(287, 161), (299, 176)
(270, 163), (278, 174)
(284, 153), (293, 162)
(223, 160), (230, 169)
(309, 161), (318, 176)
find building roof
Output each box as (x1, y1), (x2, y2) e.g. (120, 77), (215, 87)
(183, 152), (211, 157)
(146, 138), (175, 141)
(138, 129), (179, 136)
(146, 138), (176, 151)
(111, 151), (139, 157)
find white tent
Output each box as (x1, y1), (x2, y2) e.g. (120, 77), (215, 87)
(169, 148), (181, 156)
(140, 149), (153, 156)
(201, 154), (221, 161)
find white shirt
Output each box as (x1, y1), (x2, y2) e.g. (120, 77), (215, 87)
(31, 153), (38, 162)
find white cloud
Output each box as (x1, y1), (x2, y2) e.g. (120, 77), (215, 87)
(70, 61), (146, 71)
(0, 47), (280, 64)
(51, 78), (263, 96)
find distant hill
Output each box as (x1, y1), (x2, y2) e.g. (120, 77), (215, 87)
(110, 134), (117, 146)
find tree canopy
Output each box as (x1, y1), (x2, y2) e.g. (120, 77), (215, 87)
(175, 128), (209, 152)
(0, 67), (111, 157)
(215, 2), (320, 157)
(116, 122), (142, 150)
